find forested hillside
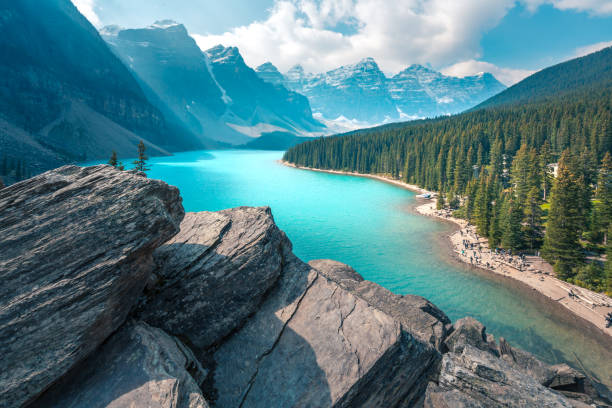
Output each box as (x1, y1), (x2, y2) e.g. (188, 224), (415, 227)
(476, 46), (612, 108)
(284, 50), (612, 294)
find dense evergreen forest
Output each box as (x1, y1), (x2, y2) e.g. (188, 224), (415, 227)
(284, 48), (612, 295)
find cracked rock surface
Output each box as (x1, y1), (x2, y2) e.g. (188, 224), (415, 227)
(35, 321), (209, 408)
(0, 165), (184, 408)
(3, 171), (608, 408)
(139, 207), (292, 352)
(212, 258), (447, 408)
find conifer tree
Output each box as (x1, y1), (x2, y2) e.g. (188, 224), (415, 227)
(108, 151), (118, 168)
(488, 194), (503, 248)
(605, 225), (612, 295)
(542, 150), (586, 278)
(596, 152), (612, 244)
(465, 179), (478, 222)
(473, 176), (491, 236)
(436, 193), (445, 210)
(501, 197), (524, 250)
(523, 186), (543, 251)
(511, 144), (531, 204)
(133, 141), (150, 172)
(489, 138), (503, 179)
(540, 141), (553, 201)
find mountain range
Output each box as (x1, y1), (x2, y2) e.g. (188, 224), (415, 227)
(257, 59), (506, 125)
(0, 0), (508, 182)
(102, 22), (324, 145)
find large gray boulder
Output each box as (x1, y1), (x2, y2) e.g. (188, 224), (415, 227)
(437, 345), (575, 407)
(211, 257), (450, 407)
(0, 165), (184, 408)
(444, 317), (497, 355)
(35, 321), (209, 408)
(138, 207), (291, 352)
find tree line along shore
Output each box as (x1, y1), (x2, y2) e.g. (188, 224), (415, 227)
(283, 86), (612, 297)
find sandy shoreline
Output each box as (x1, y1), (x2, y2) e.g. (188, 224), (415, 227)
(281, 160), (612, 338)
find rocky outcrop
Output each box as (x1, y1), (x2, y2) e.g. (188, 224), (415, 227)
(425, 318), (609, 408)
(138, 208), (292, 352)
(141, 210), (450, 407)
(0, 165), (184, 407)
(211, 257), (448, 407)
(2, 168), (608, 408)
(435, 344), (575, 407)
(35, 321), (209, 408)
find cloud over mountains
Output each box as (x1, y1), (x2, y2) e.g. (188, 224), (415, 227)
(73, 0), (612, 85)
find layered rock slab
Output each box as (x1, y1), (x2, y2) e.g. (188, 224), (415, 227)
(428, 317), (607, 408)
(0, 165), (184, 407)
(139, 207), (291, 352)
(35, 321), (209, 408)
(212, 258), (450, 407)
(436, 344), (577, 407)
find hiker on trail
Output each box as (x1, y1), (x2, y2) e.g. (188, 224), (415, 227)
(606, 313), (612, 328)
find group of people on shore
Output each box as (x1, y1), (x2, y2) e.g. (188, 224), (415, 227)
(458, 227), (528, 272)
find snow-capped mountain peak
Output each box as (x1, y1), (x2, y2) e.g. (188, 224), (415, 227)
(150, 20), (182, 29)
(205, 45), (243, 65)
(258, 57), (506, 125)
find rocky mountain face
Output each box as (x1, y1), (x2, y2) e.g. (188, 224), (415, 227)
(102, 23), (324, 144)
(259, 59), (506, 124)
(204, 45), (324, 138)
(1, 167), (608, 408)
(101, 21), (232, 144)
(0, 0), (199, 183)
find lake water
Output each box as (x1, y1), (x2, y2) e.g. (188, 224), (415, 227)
(139, 149), (611, 386)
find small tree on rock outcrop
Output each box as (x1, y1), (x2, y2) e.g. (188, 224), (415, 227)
(133, 141), (150, 173)
(108, 151), (118, 167)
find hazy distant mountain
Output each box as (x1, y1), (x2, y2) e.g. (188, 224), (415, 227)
(204, 45), (324, 138)
(103, 23), (324, 144)
(238, 131), (313, 150)
(0, 0), (198, 181)
(257, 59), (506, 125)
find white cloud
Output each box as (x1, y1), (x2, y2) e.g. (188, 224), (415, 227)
(573, 40), (612, 57)
(441, 60), (535, 86)
(194, 0), (518, 75)
(522, 0), (612, 15)
(71, 0), (101, 27)
(192, 0), (612, 78)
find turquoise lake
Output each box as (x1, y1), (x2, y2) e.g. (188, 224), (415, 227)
(135, 149), (611, 386)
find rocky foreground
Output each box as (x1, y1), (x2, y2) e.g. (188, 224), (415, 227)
(0, 166), (610, 408)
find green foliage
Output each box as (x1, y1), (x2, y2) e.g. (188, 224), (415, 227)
(436, 193), (445, 210)
(523, 186), (544, 251)
(108, 151), (118, 167)
(132, 141), (150, 172)
(283, 64), (612, 292)
(572, 263), (606, 293)
(541, 151), (589, 274)
(501, 197), (524, 251)
(606, 225), (612, 295)
(596, 152), (612, 244)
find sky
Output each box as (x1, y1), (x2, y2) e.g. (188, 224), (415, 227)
(72, 0), (612, 85)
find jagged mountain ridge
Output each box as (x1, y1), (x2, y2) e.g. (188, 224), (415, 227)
(257, 59), (506, 124)
(102, 22), (324, 144)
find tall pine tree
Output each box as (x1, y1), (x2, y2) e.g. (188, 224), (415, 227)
(542, 150), (587, 278)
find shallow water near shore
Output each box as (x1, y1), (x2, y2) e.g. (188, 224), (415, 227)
(117, 149), (612, 386)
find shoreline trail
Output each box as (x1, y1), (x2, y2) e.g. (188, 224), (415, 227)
(281, 161), (612, 338)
